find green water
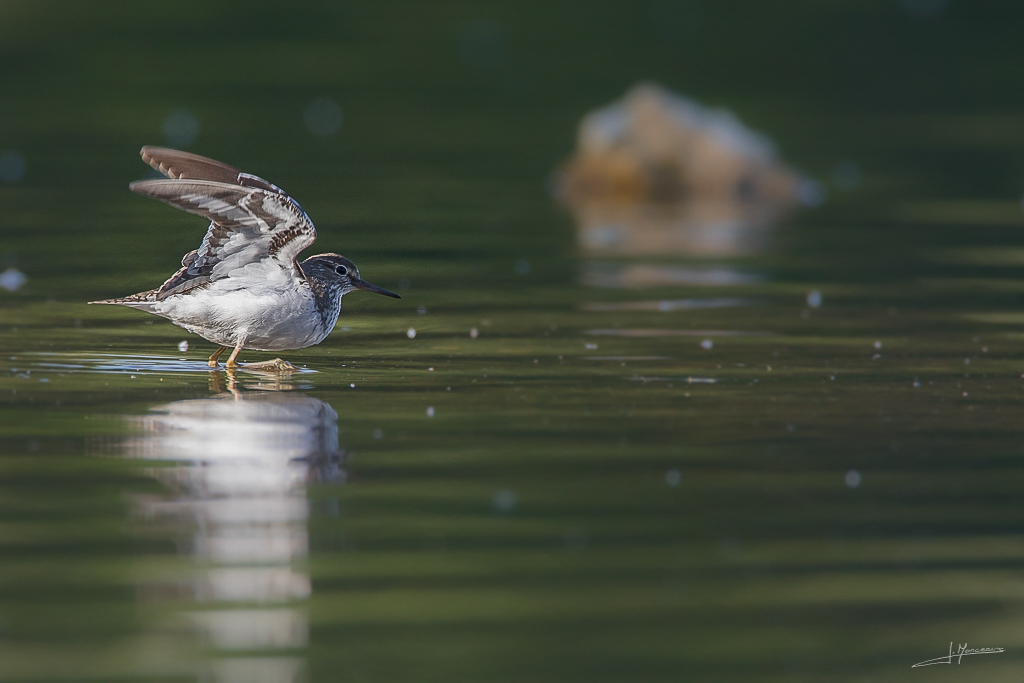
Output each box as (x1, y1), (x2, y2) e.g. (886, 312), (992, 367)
(4, 1), (1024, 681)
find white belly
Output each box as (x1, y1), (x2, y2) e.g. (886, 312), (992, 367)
(153, 279), (334, 351)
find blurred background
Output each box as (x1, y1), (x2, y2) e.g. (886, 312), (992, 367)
(4, 0), (1024, 681)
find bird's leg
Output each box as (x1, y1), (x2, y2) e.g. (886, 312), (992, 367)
(208, 346), (228, 367)
(225, 340), (244, 369)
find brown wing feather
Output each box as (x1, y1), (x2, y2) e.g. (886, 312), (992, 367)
(140, 146), (286, 194)
(130, 178), (317, 301)
(157, 250), (207, 299)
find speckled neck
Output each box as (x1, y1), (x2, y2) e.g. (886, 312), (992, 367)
(305, 274), (341, 330)
(297, 258), (345, 333)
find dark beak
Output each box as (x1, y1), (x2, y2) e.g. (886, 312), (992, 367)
(354, 278), (401, 299)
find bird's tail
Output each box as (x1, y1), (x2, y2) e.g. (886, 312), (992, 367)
(88, 288), (160, 308)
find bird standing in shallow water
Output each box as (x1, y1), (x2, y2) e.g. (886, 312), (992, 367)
(90, 146), (400, 370)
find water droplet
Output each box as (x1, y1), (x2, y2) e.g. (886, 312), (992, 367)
(303, 97), (343, 136)
(796, 178), (827, 207)
(493, 489), (516, 512)
(0, 151), (26, 183)
(407, 328), (416, 339)
(426, 406), (435, 417)
(372, 429), (383, 439)
(665, 469), (681, 487)
(177, 340), (189, 352)
(0, 268), (26, 292)
(563, 526), (588, 550)
(470, 328), (479, 338)
(162, 109), (199, 146)
(459, 18), (506, 69)
(806, 289), (823, 308)
(700, 339), (713, 350)
(830, 161), (862, 191)
(514, 259), (531, 275)
(845, 469), (861, 488)
(873, 341), (882, 349)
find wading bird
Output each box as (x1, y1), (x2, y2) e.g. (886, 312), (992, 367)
(90, 147), (400, 370)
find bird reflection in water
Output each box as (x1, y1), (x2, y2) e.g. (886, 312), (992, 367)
(125, 371), (343, 682)
(555, 83), (819, 289)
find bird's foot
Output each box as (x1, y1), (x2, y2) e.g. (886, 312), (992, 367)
(208, 346), (228, 367)
(225, 359), (239, 369)
(241, 358), (298, 373)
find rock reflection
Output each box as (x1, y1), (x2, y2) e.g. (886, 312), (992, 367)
(570, 201), (782, 257)
(556, 84), (814, 278)
(126, 378), (344, 682)
(581, 261), (763, 289)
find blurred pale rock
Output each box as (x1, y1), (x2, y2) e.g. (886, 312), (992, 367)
(558, 83), (800, 206)
(556, 84), (807, 257)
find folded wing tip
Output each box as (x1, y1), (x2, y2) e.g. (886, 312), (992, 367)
(131, 178), (239, 192)
(140, 145), (171, 162)
(129, 178), (161, 195)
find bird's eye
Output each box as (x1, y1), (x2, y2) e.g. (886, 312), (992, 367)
(335, 265), (348, 275)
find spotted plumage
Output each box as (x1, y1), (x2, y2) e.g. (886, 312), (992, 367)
(90, 147), (400, 369)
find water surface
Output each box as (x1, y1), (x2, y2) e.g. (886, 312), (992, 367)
(4, 2), (1024, 681)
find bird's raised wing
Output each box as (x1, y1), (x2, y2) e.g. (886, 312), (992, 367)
(141, 145), (287, 195)
(130, 178), (317, 300)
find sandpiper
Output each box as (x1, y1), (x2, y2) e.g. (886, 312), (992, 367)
(90, 146), (400, 370)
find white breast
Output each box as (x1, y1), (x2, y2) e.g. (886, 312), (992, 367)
(153, 269), (334, 351)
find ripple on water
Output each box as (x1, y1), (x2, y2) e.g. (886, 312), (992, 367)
(21, 353), (317, 376)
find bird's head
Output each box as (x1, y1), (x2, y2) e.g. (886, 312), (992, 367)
(301, 253), (401, 299)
